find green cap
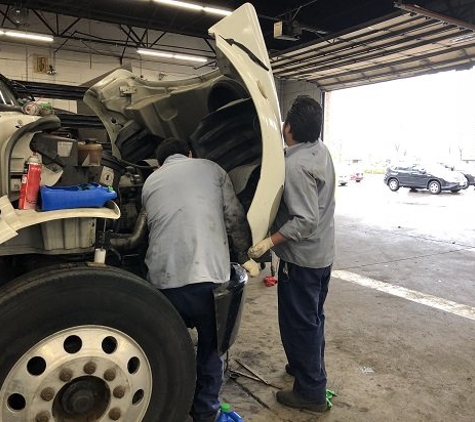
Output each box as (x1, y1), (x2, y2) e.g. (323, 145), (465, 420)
(221, 403), (231, 412)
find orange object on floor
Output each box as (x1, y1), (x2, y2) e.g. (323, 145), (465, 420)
(263, 276), (277, 287)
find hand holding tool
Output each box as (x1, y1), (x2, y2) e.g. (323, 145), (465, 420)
(248, 237), (274, 258)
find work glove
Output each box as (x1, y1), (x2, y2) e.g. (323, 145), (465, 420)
(248, 237), (274, 259)
(242, 259), (261, 278)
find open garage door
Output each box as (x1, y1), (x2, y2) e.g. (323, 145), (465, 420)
(271, 3), (475, 91)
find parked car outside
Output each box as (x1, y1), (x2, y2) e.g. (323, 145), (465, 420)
(350, 166), (364, 182)
(451, 163), (475, 187)
(384, 163), (468, 194)
(336, 165), (351, 186)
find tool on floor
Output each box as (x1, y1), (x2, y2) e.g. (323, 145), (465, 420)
(263, 252), (278, 287)
(234, 359), (282, 389)
(263, 275), (277, 286)
(230, 369), (263, 383)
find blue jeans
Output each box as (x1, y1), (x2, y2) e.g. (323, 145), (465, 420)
(278, 260), (332, 403)
(161, 283), (223, 421)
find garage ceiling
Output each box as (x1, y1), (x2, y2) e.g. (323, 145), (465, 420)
(0, 0), (474, 89)
(271, 4), (475, 90)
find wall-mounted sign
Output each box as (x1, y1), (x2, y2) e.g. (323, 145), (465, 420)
(33, 55), (49, 73)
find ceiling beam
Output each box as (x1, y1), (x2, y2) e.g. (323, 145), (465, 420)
(395, 1), (475, 31)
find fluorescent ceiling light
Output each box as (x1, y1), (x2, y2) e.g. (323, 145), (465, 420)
(203, 6), (231, 16)
(0, 29), (53, 42)
(155, 0), (202, 11)
(137, 48), (208, 63)
(154, 0), (231, 16)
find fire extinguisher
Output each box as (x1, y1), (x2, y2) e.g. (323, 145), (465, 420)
(18, 153), (42, 210)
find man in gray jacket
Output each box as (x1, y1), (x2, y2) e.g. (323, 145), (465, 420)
(249, 95), (335, 412)
(142, 138), (260, 422)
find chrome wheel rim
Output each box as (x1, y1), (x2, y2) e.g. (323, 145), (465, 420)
(429, 182), (439, 193)
(0, 326), (152, 422)
(389, 179), (398, 190)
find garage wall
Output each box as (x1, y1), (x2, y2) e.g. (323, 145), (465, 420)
(276, 79), (323, 119)
(0, 8), (325, 120)
(1, 37), (323, 127)
(0, 41), (213, 111)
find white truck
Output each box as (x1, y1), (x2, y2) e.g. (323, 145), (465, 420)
(0, 4), (284, 422)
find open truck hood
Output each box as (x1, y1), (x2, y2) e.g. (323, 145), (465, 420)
(209, 3), (284, 243)
(85, 3), (284, 243)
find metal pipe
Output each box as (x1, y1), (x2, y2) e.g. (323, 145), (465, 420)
(109, 210), (148, 251)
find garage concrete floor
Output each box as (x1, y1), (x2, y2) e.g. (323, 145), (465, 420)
(220, 175), (475, 421)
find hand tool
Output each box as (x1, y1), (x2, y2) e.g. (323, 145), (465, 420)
(229, 369), (263, 383)
(235, 359), (282, 389)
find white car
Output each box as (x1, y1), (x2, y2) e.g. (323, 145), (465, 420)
(336, 165), (351, 186)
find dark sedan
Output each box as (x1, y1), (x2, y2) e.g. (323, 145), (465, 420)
(452, 165), (475, 187)
(384, 164), (468, 194)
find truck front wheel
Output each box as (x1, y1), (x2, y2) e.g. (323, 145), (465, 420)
(0, 264), (195, 422)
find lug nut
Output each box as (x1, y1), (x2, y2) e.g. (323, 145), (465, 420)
(84, 362), (97, 375)
(36, 411), (51, 422)
(104, 368), (116, 382)
(59, 368), (73, 382)
(113, 386), (126, 399)
(40, 387), (55, 402)
(109, 407), (121, 420)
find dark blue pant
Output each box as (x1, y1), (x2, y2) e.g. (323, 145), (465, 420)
(161, 283), (223, 421)
(278, 260), (332, 403)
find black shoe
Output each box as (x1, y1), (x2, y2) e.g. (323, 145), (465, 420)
(193, 417), (216, 422)
(192, 415), (218, 422)
(191, 412), (218, 422)
(276, 389), (328, 412)
(285, 363), (295, 376)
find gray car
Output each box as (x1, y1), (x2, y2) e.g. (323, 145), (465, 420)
(384, 164), (468, 194)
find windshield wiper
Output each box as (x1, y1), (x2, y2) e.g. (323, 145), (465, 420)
(220, 37), (269, 72)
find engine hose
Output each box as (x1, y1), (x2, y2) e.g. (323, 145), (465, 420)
(108, 210), (148, 251)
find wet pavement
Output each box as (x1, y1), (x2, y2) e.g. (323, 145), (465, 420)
(220, 174), (475, 422)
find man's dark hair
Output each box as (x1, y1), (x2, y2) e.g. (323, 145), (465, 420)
(155, 138), (191, 165)
(285, 95), (323, 143)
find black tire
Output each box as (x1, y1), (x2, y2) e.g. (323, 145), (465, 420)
(451, 189), (460, 193)
(409, 188), (418, 192)
(190, 98), (261, 172)
(428, 180), (441, 195)
(0, 264), (195, 422)
(388, 178), (399, 191)
(339, 182), (347, 186)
